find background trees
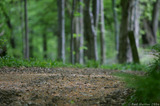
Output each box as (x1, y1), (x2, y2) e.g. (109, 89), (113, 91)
(0, 0), (159, 64)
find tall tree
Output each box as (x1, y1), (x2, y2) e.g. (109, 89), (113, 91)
(57, 0), (65, 63)
(70, 0), (76, 64)
(79, 0), (84, 64)
(24, 0), (29, 59)
(0, 3), (15, 49)
(112, 0), (119, 51)
(118, 0), (140, 63)
(151, 0), (160, 44)
(142, 0), (160, 46)
(99, 0), (106, 64)
(73, 0), (84, 64)
(84, 0), (98, 61)
(92, 0), (100, 29)
(43, 32), (47, 59)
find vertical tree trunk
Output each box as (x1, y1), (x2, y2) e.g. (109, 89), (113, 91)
(128, 31), (140, 63)
(43, 33), (47, 59)
(70, 0), (76, 64)
(99, 0), (106, 64)
(24, 0), (29, 59)
(84, 0), (98, 61)
(112, 0), (119, 51)
(142, 0), (160, 46)
(92, 0), (100, 29)
(151, 0), (160, 44)
(29, 37), (33, 58)
(118, 0), (139, 63)
(20, 0), (25, 57)
(1, 5), (15, 49)
(79, 0), (84, 64)
(57, 0), (65, 63)
(73, 0), (84, 64)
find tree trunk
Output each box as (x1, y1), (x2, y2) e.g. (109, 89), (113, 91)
(128, 31), (140, 64)
(72, 0), (84, 64)
(142, 19), (155, 46)
(92, 0), (100, 30)
(1, 4), (15, 49)
(142, 0), (160, 46)
(70, 0), (76, 64)
(24, 0), (29, 59)
(43, 33), (47, 59)
(118, 0), (139, 63)
(99, 0), (106, 64)
(57, 0), (65, 63)
(112, 0), (119, 51)
(84, 0), (98, 61)
(79, 0), (84, 64)
(20, 0), (25, 57)
(151, 0), (160, 44)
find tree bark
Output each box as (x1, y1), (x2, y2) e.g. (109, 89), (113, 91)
(70, 0), (76, 64)
(24, 0), (29, 59)
(57, 0), (65, 63)
(99, 0), (106, 64)
(79, 0), (84, 64)
(151, 0), (160, 44)
(43, 33), (47, 59)
(84, 0), (98, 61)
(112, 0), (119, 51)
(1, 4), (15, 49)
(92, 0), (100, 30)
(118, 0), (139, 63)
(128, 31), (140, 64)
(142, 0), (160, 46)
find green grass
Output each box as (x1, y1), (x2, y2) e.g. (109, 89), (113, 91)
(0, 56), (147, 71)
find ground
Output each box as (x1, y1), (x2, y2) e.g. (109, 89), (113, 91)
(0, 67), (137, 106)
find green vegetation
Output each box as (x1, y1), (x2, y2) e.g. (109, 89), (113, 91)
(0, 56), (147, 71)
(115, 44), (160, 104)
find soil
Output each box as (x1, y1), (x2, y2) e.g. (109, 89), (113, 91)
(0, 67), (136, 106)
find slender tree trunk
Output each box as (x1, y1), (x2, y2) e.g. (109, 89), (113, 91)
(29, 37), (33, 58)
(92, 0), (100, 30)
(128, 31), (140, 63)
(84, 0), (98, 61)
(73, 0), (84, 64)
(152, 0), (160, 44)
(112, 0), (119, 51)
(57, 0), (65, 63)
(43, 33), (47, 59)
(99, 0), (106, 64)
(24, 0), (29, 59)
(142, 0), (160, 46)
(79, 0), (84, 64)
(70, 0), (76, 64)
(20, 0), (25, 57)
(1, 5), (15, 49)
(0, 24), (7, 57)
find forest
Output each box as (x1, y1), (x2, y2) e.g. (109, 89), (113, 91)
(0, 0), (160, 105)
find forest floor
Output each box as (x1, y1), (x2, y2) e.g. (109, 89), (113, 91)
(0, 67), (143, 106)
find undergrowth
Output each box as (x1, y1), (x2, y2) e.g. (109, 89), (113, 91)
(115, 44), (160, 105)
(0, 56), (147, 71)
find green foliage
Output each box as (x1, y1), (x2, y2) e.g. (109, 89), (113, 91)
(0, 56), (147, 71)
(116, 44), (160, 104)
(101, 63), (147, 71)
(0, 39), (7, 48)
(85, 60), (100, 68)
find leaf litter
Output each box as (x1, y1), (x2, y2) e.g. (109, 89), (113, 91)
(0, 67), (134, 105)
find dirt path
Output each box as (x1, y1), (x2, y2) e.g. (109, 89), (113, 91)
(0, 67), (133, 106)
